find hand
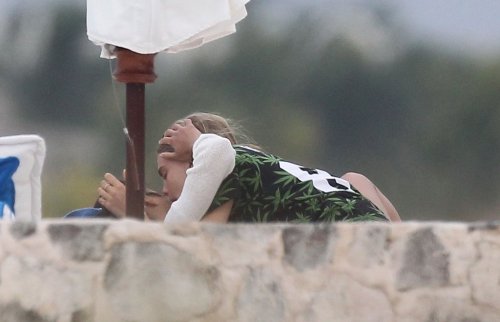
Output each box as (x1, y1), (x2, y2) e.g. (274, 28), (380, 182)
(159, 119), (201, 161)
(144, 191), (171, 221)
(97, 173), (126, 218)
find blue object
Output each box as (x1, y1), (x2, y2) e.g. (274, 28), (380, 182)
(64, 207), (103, 218)
(0, 157), (20, 218)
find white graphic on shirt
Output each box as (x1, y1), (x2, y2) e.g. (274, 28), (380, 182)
(279, 161), (354, 193)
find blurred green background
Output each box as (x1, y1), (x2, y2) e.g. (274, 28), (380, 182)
(0, 1), (498, 221)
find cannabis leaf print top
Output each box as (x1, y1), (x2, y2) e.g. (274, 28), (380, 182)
(208, 146), (388, 223)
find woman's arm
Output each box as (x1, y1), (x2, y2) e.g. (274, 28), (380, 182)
(163, 134), (236, 223)
(201, 200), (233, 223)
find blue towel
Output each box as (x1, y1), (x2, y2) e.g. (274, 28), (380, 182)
(0, 157), (20, 218)
(64, 207), (103, 218)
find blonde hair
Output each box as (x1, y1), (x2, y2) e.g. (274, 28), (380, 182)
(184, 112), (238, 144)
(158, 112), (259, 154)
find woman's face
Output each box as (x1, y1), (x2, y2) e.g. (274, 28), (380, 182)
(157, 155), (190, 202)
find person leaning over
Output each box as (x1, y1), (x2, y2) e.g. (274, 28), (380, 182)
(155, 112), (401, 223)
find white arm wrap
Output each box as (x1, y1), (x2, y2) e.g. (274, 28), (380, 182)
(164, 134), (235, 223)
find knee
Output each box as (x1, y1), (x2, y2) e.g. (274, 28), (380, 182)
(341, 172), (378, 194)
(341, 172), (370, 184)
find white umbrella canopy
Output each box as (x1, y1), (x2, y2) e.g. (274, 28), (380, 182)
(86, 0), (251, 219)
(87, 0), (250, 58)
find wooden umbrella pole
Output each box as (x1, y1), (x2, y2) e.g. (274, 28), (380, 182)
(113, 47), (157, 220)
(124, 82), (145, 219)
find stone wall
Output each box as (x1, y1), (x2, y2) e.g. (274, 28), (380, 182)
(0, 220), (499, 322)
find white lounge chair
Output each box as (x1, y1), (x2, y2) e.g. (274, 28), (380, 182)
(0, 135), (46, 221)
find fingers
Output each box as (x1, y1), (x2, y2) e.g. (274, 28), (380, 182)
(179, 119), (192, 127)
(163, 119), (193, 136)
(159, 118), (198, 162)
(96, 186), (111, 205)
(159, 136), (172, 145)
(164, 123), (182, 136)
(163, 127), (175, 137)
(98, 174), (122, 200)
(171, 123), (182, 130)
(99, 174), (121, 199)
(104, 173), (122, 186)
(97, 173), (127, 218)
(100, 179), (110, 191)
(99, 174), (119, 199)
(98, 176), (114, 199)
(163, 129), (174, 138)
(158, 137), (176, 159)
(98, 172), (167, 220)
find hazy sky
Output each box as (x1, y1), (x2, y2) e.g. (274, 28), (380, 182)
(270, 0), (500, 56)
(392, 0), (500, 55)
(2, 0), (500, 56)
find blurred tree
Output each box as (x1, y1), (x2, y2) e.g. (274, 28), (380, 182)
(8, 5), (109, 126)
(1, 3), (498, 220)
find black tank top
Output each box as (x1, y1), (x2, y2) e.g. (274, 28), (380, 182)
(208, 146), (387, 223)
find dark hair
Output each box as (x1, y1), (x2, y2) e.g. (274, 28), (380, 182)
(157, 143), (175, 154)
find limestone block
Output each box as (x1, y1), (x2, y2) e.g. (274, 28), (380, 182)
(102, 241), (222, 322)
(0, 220), (497, 322)
(305, 273), (393, 322)
(396, 227), (450, 291)
(470, 238), (500, 311)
